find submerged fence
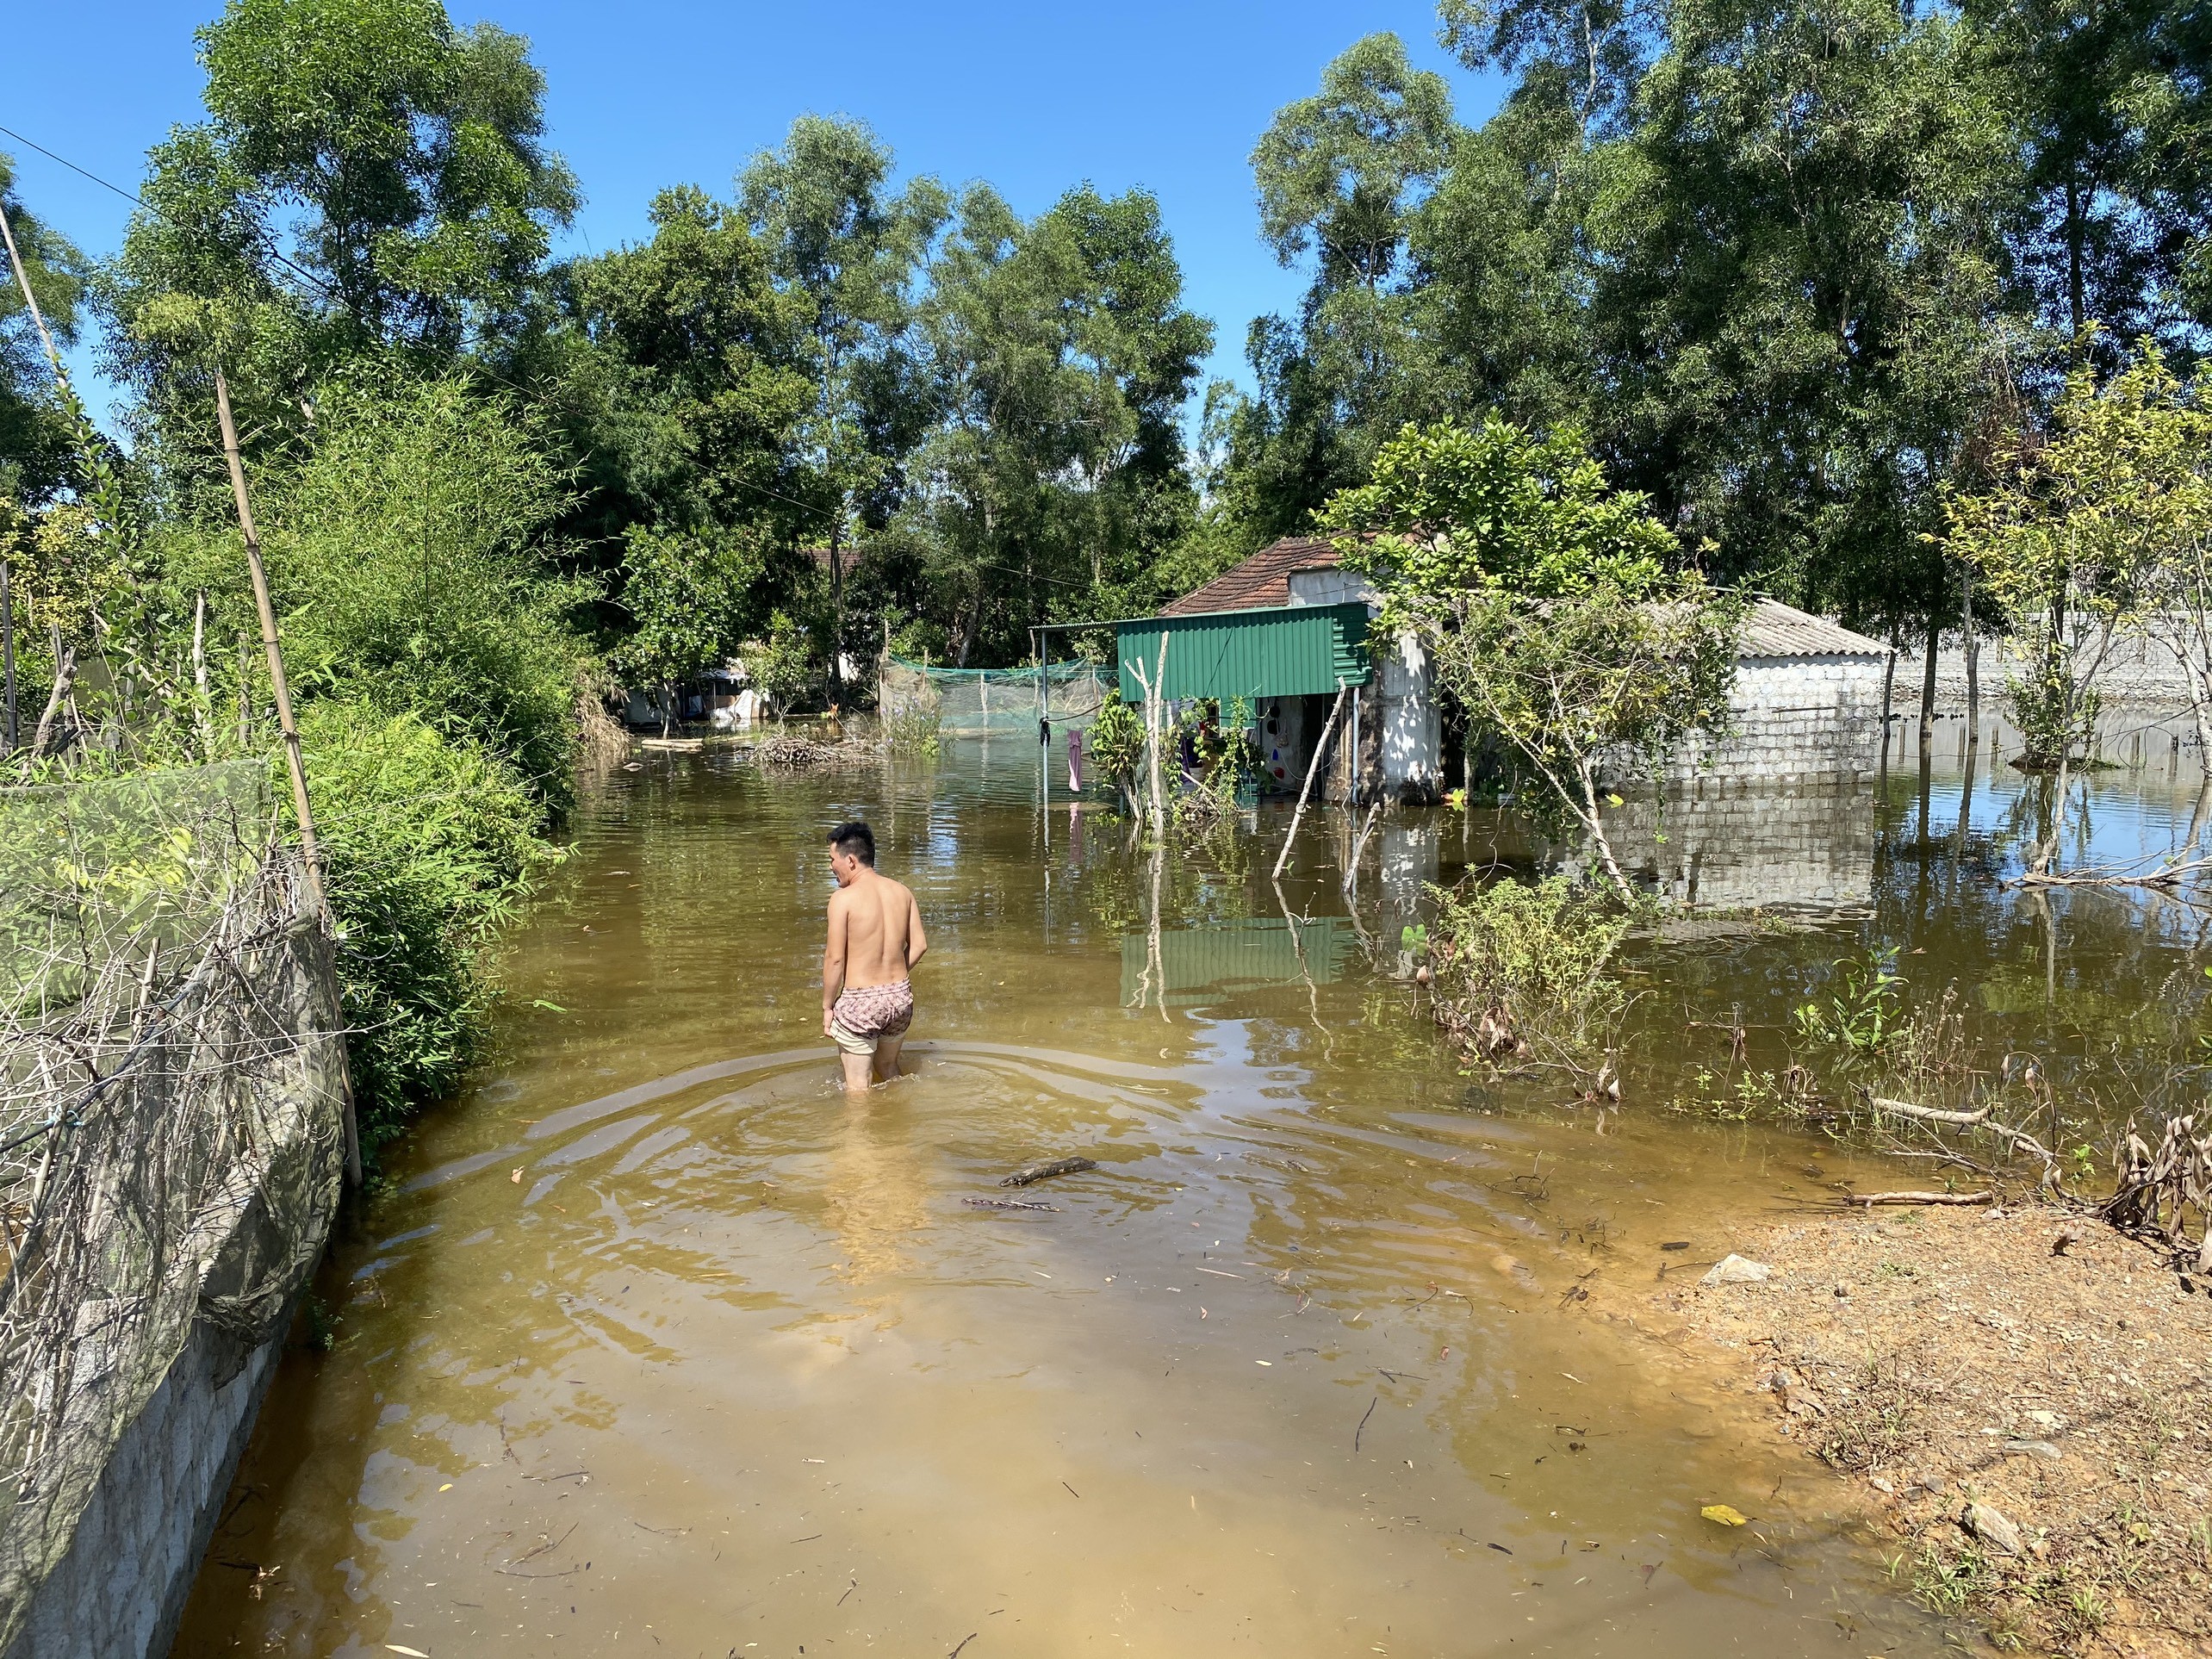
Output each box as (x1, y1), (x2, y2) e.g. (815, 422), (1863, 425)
(880, 659), (1115, 737)
(0, 763), (348, 1650)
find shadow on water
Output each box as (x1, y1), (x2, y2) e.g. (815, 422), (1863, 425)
(167, 721), (2209, 1656)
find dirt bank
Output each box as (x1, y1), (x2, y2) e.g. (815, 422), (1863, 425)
(1647, 1205), (2212, 1656)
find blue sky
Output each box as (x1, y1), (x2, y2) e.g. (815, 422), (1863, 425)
(7, 0), (1503, 432)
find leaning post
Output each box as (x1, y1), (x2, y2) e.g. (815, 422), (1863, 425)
(214, 364), (360, 1187)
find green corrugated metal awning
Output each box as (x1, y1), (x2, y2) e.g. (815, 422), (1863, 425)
(1115, 603), (1370, 702)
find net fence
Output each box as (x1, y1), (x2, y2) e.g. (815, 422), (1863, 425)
(880, 659), (1116, 737)
(0, 762), (349, 1648)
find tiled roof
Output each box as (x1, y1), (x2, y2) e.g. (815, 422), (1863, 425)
(1740, 599), (1890, 659)
(1159, 543), (1892, 661)
(1159, 536), (1343, 615)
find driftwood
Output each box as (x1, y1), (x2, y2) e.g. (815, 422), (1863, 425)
(1847, 1190), (1995, 1207)
(1861, 1090), (2056, 1173)
(2103, 1111), (2212, 1272)
(1002, 1156), (1097, 1187)
(962, 1196), (1059, 1213)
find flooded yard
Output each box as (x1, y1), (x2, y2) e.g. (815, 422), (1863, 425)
(169, 727), (2209, 1657)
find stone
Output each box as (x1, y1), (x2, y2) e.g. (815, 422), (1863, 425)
(1961, 1501), (2025, 1556)
(1701, 1254), (1774, 1286)
(2004, 1439), (2063, 1463)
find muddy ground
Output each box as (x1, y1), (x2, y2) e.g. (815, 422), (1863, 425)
(1611, 1205), (2212, 1656)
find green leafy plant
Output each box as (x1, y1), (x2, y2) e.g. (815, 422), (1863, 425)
(1088, 689), (1146, 813)
(1793, 948), (1905, 1058)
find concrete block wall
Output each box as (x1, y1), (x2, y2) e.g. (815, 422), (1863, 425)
(1662, 656), (1889, 786)
(1602, 782), (1879, 909)
(7, 1314), (287, 1659)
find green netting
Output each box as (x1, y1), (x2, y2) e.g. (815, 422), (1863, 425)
(0, 765), (347, 1649)
(880, 658), (1116, 736)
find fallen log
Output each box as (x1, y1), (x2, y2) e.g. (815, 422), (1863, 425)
(1847, 1190), (1994, 1207)
(1864, 1095), (1989, 1126)
(1002, 1156), (1097, 1188)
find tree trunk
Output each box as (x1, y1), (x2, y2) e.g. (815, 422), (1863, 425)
(1918, 613), (1939, 755)
(661, 680), (674, 738)
(1960, 560), (1979, 740)
(1574, 755), (1635, 900)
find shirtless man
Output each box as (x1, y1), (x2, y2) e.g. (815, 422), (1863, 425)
(821, 820), (928, 1091)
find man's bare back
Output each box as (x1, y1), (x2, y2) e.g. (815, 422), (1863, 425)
(822, 821), (927, 1090)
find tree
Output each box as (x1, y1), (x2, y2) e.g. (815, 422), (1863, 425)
(530, 183), (813, 579)
(0, 153), (88, 510)
(1587, 0), (2012, 631)
(1942, 343), (2209, 873)
(103, 0), (577, 484)
(1222, 35), (1459, 536)
(740, 118), (948, 689)
(612, 525), (772, 735)
(900, 182), (1209, 664)
(1325, 418), (1743, 896)
(1968, 0), (2212, 359)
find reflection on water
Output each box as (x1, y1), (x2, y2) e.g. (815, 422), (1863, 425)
(169, 728), (2209, 1656)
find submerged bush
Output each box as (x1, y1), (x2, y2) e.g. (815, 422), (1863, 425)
(1427, 875), (1631, 1072)
(294, 700), (561, 1160)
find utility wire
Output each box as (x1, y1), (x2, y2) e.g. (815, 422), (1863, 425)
(0, 120), (845, 527)
(2, 121), (1139, 605)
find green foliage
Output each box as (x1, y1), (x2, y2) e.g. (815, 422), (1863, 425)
(295, 700), (559, 1158)
(1087, 689), (1146, 811)
(748, 609), (819, 715)
(0, 152), (89, 510)
(612, 523), (772, 714)
(541, 183), (812, 550)
(256, 372), (594, 796)
(1944, 343), (2209, 768)
(1327, 417), (1743, 895)
(1427, 874), (1631, 1069)
(1792, 948), (1906, 1057)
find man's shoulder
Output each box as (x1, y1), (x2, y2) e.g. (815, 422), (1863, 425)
(880, 876), (916, 904)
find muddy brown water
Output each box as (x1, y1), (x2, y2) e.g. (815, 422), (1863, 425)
(170, 726), (2209, 1656)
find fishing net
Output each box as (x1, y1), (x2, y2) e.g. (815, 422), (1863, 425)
(880, 659), (1116, 737)
(0, 761), (350, 1649)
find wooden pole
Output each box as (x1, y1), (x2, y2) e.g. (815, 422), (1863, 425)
(0, 556), (16, 754)
(1274, 684), (1346, 881)
(213, 365), (357, 1187)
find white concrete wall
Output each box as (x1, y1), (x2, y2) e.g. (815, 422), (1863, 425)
(1376, 629), (1441, 798)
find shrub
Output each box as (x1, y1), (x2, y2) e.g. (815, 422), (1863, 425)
(294, 700), (560, 1159)
(1427, 875), (1630, 1072)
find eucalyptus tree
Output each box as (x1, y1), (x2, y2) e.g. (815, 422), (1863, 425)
(739, 117), (948, 689)
(1584, 0), (2013, 639)
(1224, 34), (1457, 535)
(902, 183), (1208, 666)
(103, 0), (577, 486)
(1967, 0), (2212, 361)
(0, 153), (88, 511)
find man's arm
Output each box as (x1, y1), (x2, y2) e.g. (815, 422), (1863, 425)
(905, 890), (929, 968)
(823, 894), (848, 1035)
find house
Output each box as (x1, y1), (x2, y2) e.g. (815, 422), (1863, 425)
(1116, 537), (1892, 803)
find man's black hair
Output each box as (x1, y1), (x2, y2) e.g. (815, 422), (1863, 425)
(828, 820), (876, 866)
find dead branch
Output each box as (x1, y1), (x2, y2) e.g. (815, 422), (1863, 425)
(1847, 1190), (1995, 1207)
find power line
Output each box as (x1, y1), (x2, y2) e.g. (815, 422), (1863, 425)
(0, 120), (845, 528)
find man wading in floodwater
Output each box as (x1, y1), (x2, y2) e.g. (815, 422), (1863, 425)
(822, 821), (928, 1091)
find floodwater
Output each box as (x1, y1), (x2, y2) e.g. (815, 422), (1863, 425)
(170, 718), (2209, 1657)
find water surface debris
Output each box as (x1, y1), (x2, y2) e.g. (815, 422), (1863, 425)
(1699, 1503), (1749, 1526)
(961, 1196), (1059, 1212)
(1000, 1156), (1098, 1187)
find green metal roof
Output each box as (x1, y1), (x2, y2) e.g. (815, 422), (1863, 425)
(1115, 603), (1370, 703)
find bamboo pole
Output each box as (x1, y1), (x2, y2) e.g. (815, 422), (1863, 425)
(213, 364), (358, 1188)
(0, 556), (16, 754)
(1273, 684), (1346, 882)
